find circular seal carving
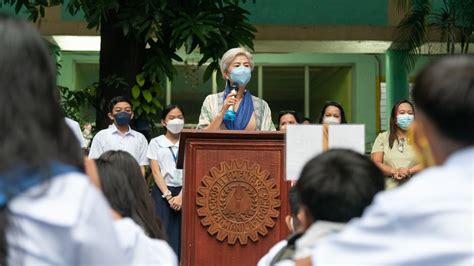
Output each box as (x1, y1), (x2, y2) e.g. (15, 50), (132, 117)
(196, 160), (280, 245)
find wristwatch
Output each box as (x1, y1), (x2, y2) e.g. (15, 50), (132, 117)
(161, 190), (172, 198)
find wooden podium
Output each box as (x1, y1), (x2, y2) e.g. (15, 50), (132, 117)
(177, 130), (290, 266)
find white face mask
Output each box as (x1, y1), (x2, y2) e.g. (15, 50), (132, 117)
(166, 118), (184, 134)
(323, 116), (340, 124)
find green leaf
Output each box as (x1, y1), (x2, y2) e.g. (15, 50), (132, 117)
(184, 36), (194, 54)
(131, 85), (141, 99)
(143, 103), (151, 114)
(122, 23), (130, 36)
(136, 73), (145, 87)
(131, 99), (141, 108)
(203, 62), (216, 82)
(136, 109), (143, 116)
(152, 98), (163, 109)
(143, 89), (153, 103)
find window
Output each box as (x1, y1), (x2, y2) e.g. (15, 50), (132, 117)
(263, 67), (305, 123)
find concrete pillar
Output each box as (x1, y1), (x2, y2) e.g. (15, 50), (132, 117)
(385, 49), (409, 118)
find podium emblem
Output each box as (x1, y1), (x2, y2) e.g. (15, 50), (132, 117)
(197, 160), (280, 245)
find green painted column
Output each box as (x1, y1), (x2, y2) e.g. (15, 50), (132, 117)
(385, 49), (409, 118)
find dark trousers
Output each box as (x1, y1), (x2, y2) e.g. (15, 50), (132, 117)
(151, 185), (182, 261)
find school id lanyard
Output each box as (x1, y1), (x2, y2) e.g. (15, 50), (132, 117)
(169, 147), (177, 163)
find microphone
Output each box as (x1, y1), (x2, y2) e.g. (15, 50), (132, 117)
(224, 82), (238, 121)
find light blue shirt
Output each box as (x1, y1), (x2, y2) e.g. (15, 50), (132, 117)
(89, 123), (149, 166)
(312, 147), (474, 265)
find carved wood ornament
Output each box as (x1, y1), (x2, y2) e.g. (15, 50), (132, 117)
(197, 160), (280, 245)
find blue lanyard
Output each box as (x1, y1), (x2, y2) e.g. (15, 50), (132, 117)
(169, 147), (177, 163)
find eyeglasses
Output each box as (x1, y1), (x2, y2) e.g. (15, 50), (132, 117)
(398, 138), (406, 153)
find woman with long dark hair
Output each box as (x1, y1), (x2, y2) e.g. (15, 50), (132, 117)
(0, 14), (124, 265)
(147, 104), (185, 260)
(95, 150), (177, 265)
(371, 99), (423, 189)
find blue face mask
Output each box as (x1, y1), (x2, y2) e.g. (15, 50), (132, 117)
(229, 66), (251, 86)
(396, 114), (414, 130)
(114, 111), (132, 126)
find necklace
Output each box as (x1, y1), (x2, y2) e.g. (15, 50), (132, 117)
(398, 137), (406, 153)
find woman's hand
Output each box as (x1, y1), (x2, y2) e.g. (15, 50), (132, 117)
(168, 194), (182, 211)
(221, 90), (238, 112)
(398, 168), (411, 178)
(393, 168), (410, 180)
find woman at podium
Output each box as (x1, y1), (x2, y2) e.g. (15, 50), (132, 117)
(197, 47), (275, 131)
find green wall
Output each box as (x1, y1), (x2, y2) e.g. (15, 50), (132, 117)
(242, 0), (388, 25)
(309, 67), (352, 122)
(57, 52), (99, 89)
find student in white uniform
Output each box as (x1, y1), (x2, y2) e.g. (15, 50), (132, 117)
(147, 104), (185, 260)
(296, 56), (474, 266)
(65, 117), (87, 149)
(95, 150), (178, 266)
(0, 14), (126, 265)
(89, 96), (149, 174)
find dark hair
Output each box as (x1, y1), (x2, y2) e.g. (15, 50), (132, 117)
(413, 55), (474, 145)
(161, 104), (185, 132)
(0, 14), (84, 264)
(95, 151), (165, 240)
(388, 99), (415, 149)
(108, 96), (132, 113)
(296, 149), (384, 223)
(288, 186), (300, 218)
(288, 186), (301, 231)
(303, 117), (312, 123)
(318, 101), (347, 124)
(161, 104), (185, 120)
(278, 110), (300, 130)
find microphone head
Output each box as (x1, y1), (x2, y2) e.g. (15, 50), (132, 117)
(231, 82), (238, 90)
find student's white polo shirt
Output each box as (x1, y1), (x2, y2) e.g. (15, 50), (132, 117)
(89, 124), (149, 166)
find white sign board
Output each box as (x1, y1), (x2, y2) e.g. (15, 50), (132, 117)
(285, 125), (323, 181)
(285, 124), (366, 181)
(328, 124), (365, 154)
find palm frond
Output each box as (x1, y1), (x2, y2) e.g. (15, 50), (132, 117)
(396, 0), (412, 12)
(390, 0), (432, 72)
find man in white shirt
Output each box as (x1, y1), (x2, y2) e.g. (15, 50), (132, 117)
(296, 55), (474, 265)
(65, 117), (87, 149)
(89, 96), (149, 174)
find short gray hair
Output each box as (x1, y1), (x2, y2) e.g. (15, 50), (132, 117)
(219, 47), (254, 78)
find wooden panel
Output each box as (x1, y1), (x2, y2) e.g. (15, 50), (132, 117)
(180, 131), (290, 266)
